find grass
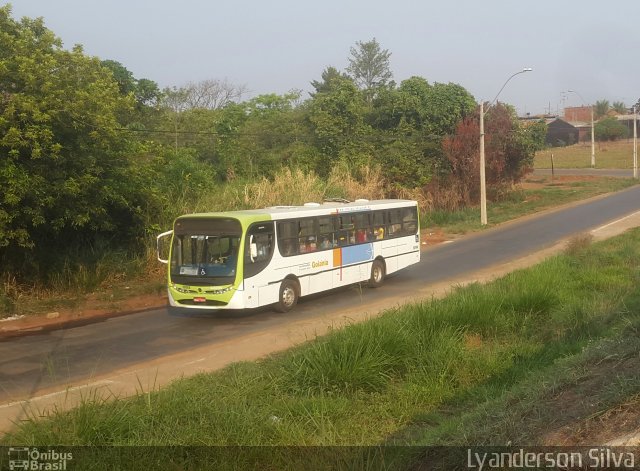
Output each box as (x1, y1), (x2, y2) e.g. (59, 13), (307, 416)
(534, 140), (637, 168)
(5, 229), (640, 469)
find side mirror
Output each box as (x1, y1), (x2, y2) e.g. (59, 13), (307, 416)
(156, 230), (173, 264)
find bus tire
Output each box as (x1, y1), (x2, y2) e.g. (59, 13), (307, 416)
(369, 259), (385, 288)
(275, 279), (298, 312)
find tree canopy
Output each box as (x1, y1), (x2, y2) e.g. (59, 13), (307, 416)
(0, 7), (139, 250)
(595, 117), (628, 141)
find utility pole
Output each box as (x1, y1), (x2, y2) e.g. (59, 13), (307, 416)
(479, 68), (532, 226)
(634, 105), (638, 179)
(590, 106), (595, 168)
(566, 90), (595, 168)
(479, 102), (487, 225)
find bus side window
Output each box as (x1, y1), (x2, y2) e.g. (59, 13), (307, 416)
(318, 216), (335, 250)
(278, 221), (298, 257)
(354, 213), (371, 243)
(402, 207), (418, 234)
(336, 230), (349, 246)
(297, 218), (316, 253)
(373, 210), (386, 240)
(388, 210), (402, 237)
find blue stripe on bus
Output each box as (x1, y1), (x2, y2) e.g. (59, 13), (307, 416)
(341, 243), (373, 266)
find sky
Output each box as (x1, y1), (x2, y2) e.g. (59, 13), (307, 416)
(7, 0), (640, 116)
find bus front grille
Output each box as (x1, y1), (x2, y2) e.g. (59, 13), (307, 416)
(177, 299), (228, 307)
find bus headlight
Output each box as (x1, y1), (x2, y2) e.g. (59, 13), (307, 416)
(172, 284), (196, 294)
(207, 286), (234, 295)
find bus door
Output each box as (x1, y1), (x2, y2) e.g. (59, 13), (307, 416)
(373, 211), (397, 273)
(333, 214), (372, 286)
(243, 222), (275, 308)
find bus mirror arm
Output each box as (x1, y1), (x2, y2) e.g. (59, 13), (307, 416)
(156, 230), (173, 264)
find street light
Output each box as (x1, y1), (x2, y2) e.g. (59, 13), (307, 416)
(566, 89), (595, 168)
(479, 67), (532, 225)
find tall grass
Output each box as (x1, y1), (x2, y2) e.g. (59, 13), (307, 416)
(150, 165), (389, 235)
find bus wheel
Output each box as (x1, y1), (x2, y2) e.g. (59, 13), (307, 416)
(369, 259), (385, 288)
(275, 279), (298, 312)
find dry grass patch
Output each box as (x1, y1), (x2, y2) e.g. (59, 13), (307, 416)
(535, 140), (637, 169)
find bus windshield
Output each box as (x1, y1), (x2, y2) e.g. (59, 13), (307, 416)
(170, 234), (241, 285)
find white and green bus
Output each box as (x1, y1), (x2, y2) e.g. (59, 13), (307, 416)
(157, 199), (420, 314)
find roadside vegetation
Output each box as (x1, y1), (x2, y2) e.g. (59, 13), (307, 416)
(5, 229), (640, 469)
(3, 171), (636, 318)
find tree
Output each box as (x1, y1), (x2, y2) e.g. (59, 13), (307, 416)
(310, 66), (352, 96)
(367, 76), (476, 183)
(612, 101), (627, 114)
(307, 78), (372, 174)
(594, 100), (610, 119)
(442, 103), (538, 206)
(525, 119), (548, 152)
(183, 79), (247, 110)
(159, 86), (186, 152)
(0, 6), (149, 274)
(375, 128), (436, 188)
(101, 59), (136, 95)
(346, 38), (392, 93)
(421, 82), (477, 136)
(101, 60), (161, 108)
(135, 78), (161, 107)
(594, 117), (628, 141)
(231, 91), (315, 177)
(441, 114), (480, 206)
(371, 76), (475, 136)
(369, 76), (431, 130)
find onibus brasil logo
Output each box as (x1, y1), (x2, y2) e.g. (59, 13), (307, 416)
(7, 447), (73, 470)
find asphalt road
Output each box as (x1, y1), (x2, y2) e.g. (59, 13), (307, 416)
(3, 183), (640, 405)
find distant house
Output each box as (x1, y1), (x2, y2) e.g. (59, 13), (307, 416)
(569, 121), (592, 142)
(545, 118), (579, 146)
(564, 106), (592, 123)
(518, 114), (578, 146)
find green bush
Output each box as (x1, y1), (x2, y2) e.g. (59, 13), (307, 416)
(595, 117), (629, 141)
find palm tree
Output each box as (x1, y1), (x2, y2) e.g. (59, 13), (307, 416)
(612, 101), (628, 114)
(594, 100), (610, 119)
